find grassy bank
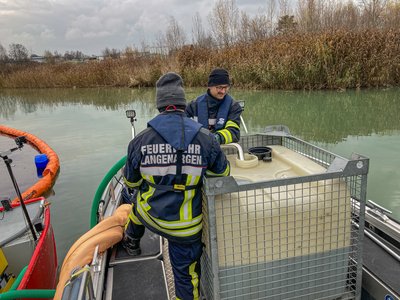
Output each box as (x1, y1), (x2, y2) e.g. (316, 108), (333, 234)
(1, 29), (399, 90)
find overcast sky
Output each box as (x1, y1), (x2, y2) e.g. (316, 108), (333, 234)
(0, 0), (272, 56)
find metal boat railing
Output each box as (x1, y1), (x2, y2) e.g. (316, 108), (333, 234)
(90, 156), (126, 228)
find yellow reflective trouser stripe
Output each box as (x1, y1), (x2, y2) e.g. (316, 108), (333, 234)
(190, 261), (200, 300)
(225, 120), (240, 129)
(140, 175), (155, 211)
(126, 203), (142, 229)
(125, 202), (143, 231)
(151, 214), (202, 229)
(206, 162), (230, 177)
(180, 175), (200, 221)
(123, 177), (142, 188)
(218, 129), (233, 144)
(136, 202), (202, 237)
(168, 263), (199, 300)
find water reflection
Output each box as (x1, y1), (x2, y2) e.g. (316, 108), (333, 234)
(233, 88), (400, 143)
(0, 88), (157, 119)
(1, 87), (399, 144)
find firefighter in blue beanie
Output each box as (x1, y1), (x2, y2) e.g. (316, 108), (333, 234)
(122, 72), (230, 300)
(186, 68), (242, 144)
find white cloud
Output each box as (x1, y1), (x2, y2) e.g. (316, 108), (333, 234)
(0, 0), (270, 55)
(40, 28), (55, 39)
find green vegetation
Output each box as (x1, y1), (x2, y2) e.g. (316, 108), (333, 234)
(1, 29), (399, 90)
(1, 0), (399, 90)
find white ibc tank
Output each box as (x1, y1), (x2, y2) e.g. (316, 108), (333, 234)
(214, 145), (352, 267)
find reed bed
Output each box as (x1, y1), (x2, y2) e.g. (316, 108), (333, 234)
(1, 29), (399, 90)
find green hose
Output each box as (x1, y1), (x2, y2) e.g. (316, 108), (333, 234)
(0, 289), (55, 299)
(9, 266), (27, 290)
(90, 156), (127, 228)
(0, 266), (56, 299)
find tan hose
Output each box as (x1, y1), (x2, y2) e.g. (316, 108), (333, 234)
(54, 204), (131, 300)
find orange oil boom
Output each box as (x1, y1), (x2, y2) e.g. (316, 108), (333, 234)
(0, 125), (60, 203)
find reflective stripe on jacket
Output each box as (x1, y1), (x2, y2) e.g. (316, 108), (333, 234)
(185, 93), (242, 144)
(124, 111), (230, 243)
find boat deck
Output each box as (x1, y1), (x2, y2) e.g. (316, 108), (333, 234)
(107, 230), (170, 299)
(363, 230), (400, 296)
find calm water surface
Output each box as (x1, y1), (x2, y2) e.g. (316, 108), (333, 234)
(1, 87), (399, 261)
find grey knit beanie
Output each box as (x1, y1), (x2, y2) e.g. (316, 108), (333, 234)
(156, 72), (186, 110)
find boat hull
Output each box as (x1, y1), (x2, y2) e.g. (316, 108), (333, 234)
(0, 198), (58, 298)
(18, 206), (58, 292)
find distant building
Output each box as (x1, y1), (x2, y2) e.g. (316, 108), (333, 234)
(30, 54), (46, 63)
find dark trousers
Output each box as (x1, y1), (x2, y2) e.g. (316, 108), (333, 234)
(168, 239), (202, 300)
(125, 206), (203, 300)
(125, 204), (145, 239)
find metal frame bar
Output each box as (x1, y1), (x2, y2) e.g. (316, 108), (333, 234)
(201, 134), (369, 300)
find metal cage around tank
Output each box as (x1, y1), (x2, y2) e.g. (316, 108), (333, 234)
(200, 133), (368, 300)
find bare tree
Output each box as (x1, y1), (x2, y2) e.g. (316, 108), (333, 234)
(278, 0), (291, 16)
(8, 43), (29, 61)
(296, 0), (323, 32)
(237, 12), (251, 42)
(124, 46), (138, 59)
(165, 16), (186, 53)
(237, 10), (271, 43)
(333, 1), (360, 30)
(319, 0), (336, 30)
(102, 47), (120, 59)
(192, 12), (207, 47)
(0, 43), (8, 62)
(153, 31), (167, 55)
(208, 0), (240, 47)
(382, 0), (400, 28)
(266, 0), (277, 35)
(360, 0), (388, 28)
(140, 38), (150, 54)
(250, 14), (270, 41)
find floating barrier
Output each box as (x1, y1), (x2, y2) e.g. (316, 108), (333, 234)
(0, 125), (60, 204)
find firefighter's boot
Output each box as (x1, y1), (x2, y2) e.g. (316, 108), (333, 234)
(122, 235), (141, 256)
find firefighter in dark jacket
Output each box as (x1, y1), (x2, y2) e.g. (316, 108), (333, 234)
(186, 68), (242, 144)
(122, 72), (230, 300)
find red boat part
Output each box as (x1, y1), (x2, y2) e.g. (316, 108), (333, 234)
(17, 200), (58, 298)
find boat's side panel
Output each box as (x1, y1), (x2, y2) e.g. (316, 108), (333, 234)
(18, 207), (58, 293)
(362, 233), (400, 299)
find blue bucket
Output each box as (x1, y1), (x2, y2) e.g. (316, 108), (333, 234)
(35, 154), (49, 178)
